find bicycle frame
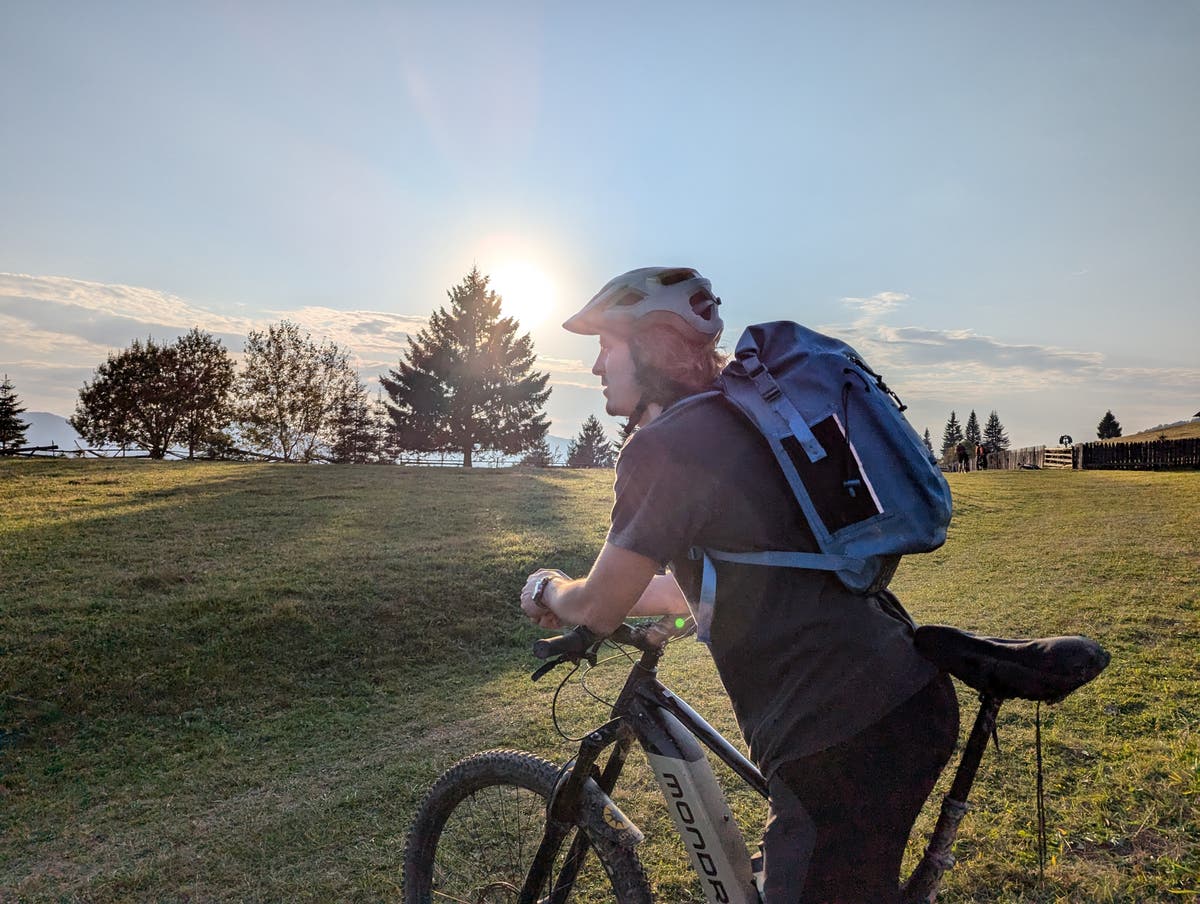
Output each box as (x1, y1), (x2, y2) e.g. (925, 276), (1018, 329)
(522, 641), (768, 904)
(521, 632), (1003, 904)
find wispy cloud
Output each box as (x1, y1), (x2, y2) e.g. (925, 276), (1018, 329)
(841, 291), (910, 318)
(0, 273), (427, 409)
(536, 355), (592, 374)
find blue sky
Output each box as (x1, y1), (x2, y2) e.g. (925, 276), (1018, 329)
(2, 1), (1197, 447)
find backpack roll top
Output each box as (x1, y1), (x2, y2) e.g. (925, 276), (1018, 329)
(698, 321), (953, 598)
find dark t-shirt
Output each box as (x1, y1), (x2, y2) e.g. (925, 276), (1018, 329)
(607, 393), (936, 778)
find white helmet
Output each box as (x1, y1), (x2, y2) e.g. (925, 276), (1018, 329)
(563, 267), (723, 340)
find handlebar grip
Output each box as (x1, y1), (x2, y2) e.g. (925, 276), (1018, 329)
(533, 625), (601, 660)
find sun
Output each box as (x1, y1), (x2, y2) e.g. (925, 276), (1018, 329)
(489, 261), (555, 329)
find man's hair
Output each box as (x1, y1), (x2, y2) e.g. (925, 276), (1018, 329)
(624, 323), (727, 433)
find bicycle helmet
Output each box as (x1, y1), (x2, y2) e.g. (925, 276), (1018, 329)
(563, 267), (723, 341)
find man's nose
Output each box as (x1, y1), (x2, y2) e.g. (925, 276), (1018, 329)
(592, 353), (604, 376)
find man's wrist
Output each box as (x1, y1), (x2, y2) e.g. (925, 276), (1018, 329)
(532, 575), (553, 610)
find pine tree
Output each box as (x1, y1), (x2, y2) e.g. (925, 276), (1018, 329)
(1097, 410), (1122, 439)
(372, 391), (402, 463)
(236, 321), (358, 462)
(940, 411), (964, 457)
(0, 374), (31, 451)
(612, 419), (637, 460)
(329, 379), (381, 463)
(380, 267), (550, 467)
(567, 415), (615, 468)
(964, 410), (982, 448)
(71, 332), (234, 459)
(982, 410), (1010, 452)
(519, 437), (555, 468)
(922, 427), (934, 455)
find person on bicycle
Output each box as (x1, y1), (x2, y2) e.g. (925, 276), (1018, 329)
(520, 267), (959, 903)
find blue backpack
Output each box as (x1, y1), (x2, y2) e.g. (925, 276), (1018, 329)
(690, 321), (953, 611)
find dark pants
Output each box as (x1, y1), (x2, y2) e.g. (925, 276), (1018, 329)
(761, 674), (959, 903)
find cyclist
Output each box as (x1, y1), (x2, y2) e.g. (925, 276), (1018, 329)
(520, 267), (959, 903)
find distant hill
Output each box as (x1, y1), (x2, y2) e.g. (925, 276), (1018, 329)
(1112, 419), (1200, 443)
(21, 412), (85, 451)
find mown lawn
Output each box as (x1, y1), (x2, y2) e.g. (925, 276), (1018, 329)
(0, 460), (1197, 901)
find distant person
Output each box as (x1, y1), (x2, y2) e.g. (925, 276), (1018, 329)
(520, 267), (958, 901)
(976, 443), (987, 471)
(955, 442), (969, 472)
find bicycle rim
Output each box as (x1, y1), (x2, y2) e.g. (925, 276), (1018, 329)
(404, 750), (649, 904)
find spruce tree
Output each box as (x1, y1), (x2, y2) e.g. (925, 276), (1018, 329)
(1097, 410), (1122, 439)
(922, 427), (934, 455)
(329, 379), (381, 463)
(0, 374), (31, 451)
(964, 410), (982, 448)
(612, 419), (637, 460)
(519, 437), (555, 468)
(940, 411), (964, 457)
(567, 414), (615, 468)
(380, 267), (550, 467)
(983, 410), (1010, 452)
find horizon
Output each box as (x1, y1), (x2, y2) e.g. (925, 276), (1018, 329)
(3, 3), (1197, 448)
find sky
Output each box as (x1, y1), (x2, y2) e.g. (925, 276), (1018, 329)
(2, 1), (1197, 448)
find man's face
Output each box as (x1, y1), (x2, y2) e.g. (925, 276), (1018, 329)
(592, 332), (639, 417)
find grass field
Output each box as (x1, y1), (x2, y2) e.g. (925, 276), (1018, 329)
(1, 459), (1197, 901)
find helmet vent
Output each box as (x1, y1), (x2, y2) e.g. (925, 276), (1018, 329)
(690, 289), (719, 320)
(658, 268), (698, 287)
(614, 289), (647, 308)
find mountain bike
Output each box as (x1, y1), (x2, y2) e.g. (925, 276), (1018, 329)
(402, 616), (1109, 903)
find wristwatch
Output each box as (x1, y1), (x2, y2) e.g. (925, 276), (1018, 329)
(532, 575), (553, 609)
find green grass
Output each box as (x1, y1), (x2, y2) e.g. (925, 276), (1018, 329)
(1, 460), (1197, 901)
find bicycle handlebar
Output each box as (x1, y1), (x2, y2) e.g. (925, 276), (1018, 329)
(532, 616), (695, 661)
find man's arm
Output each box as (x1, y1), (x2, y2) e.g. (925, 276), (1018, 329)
(520, 542), (687, 636)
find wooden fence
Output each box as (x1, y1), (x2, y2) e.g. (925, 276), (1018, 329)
(986, 445), (1049, 470)
(1078, 438), (1200, 470)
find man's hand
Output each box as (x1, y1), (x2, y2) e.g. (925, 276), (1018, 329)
(520, 568), (570, 630)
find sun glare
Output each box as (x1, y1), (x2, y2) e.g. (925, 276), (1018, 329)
(490, 261), (555, 329)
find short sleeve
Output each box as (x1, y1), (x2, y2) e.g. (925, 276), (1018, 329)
(606, 428), (720, 567)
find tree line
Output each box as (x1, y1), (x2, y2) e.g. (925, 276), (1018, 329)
(0, 268), (627, 466)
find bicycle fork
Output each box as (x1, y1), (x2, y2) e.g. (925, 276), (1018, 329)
(520, 720), (636, 904)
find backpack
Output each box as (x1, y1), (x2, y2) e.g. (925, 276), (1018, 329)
(689, 321), (953, 610)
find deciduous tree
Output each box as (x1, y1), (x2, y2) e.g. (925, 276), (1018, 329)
(236, 320), (358, 462)
(567, 415), (614, 468)
(380, 268), (550, 467)
(71, 331), (234, 459)
(0, 374), (31, 451)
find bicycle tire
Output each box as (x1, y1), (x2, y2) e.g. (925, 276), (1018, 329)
(403, 749), (652, 904)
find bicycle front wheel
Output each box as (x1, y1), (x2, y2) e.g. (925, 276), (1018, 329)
(403, 749), (651, 904)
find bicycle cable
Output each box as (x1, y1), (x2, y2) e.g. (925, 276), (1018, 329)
(550, 640), (638, 742)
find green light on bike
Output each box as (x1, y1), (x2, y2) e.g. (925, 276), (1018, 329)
(675, 617), (687, 629)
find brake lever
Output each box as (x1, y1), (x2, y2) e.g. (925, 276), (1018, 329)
(531, 656), (565, 682)
(530, 649), (598, 682)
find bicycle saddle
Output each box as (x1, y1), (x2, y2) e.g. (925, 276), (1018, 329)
(914, 625), (1110, 703)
